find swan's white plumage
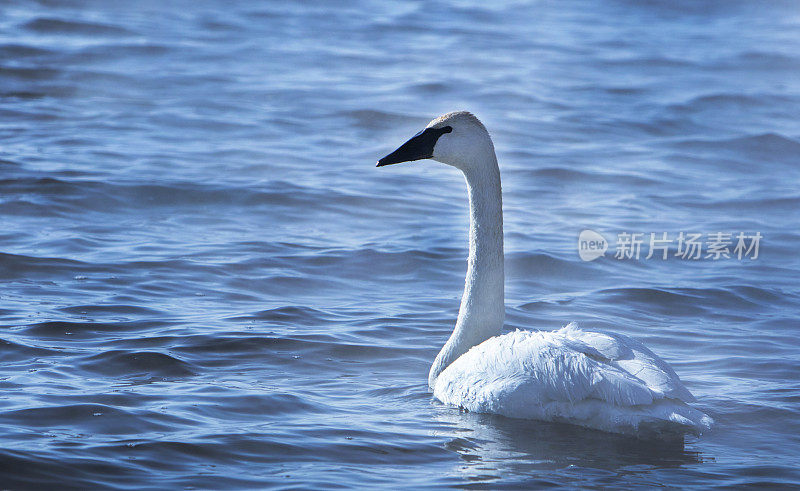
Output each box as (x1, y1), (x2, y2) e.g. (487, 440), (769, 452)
(433, 323), (712, 435)
(380, 111), (713, 437)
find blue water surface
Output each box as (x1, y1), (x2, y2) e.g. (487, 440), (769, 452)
(1, 0), (799, 488)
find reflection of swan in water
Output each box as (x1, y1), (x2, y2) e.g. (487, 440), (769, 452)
(430, 407), (707, 485)
(378, 111), (712, 437)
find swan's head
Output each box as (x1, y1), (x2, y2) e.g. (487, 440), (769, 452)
(377, 111), (495, 171)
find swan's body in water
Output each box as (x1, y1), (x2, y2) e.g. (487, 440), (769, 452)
(377, 111), (713, 437)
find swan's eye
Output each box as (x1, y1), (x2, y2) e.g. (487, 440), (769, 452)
(417, 126), (451, 138)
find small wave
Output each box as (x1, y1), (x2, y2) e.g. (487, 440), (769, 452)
(668, 132), (800, 166)
(682, 195), (800, 212)
(77, 350), (196, 378)
(0, 158), (22, 167)
(338, 109), (423, 131)
(728, 285), (793, 305)
(723, 51), (800, 71)
(193, 393), (323, 417)
(23, 320), (164, 338)
(0, 403), (179, 436)
(597, 287), (707, 316)
(603, 55), (695, 69)
(506, 251), (603, 281)
(0, 66), (60, 81)
(595, 285), (782, 316)
(408, 82), (451, 94)
(174, 333), (422, 363)
(0, 177), (342, 216)
(518, 167), (661, 187)
(0, 252), (87, 279)
(0, 448), (142, 488)
(22, 18), (134, 36)
(0, 43), (55, 58)
(681, 93), (795, 111)
(58, 304), (164, 316)
(229, 305), (339, 324)
(0, 90), (51, 100)
(74, 43), (174, 60)
(0, 337), (62, 361)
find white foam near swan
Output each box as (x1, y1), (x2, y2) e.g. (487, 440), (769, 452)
(377, 111), (713, 437)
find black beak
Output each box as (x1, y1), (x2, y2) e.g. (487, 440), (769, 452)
(376, 126), (452, 167)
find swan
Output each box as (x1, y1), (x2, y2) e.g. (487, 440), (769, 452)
(377, 111), (713, 437)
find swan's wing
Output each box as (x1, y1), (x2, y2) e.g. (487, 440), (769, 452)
(558, 323), (695, 402)
(434, 324), (694, 411)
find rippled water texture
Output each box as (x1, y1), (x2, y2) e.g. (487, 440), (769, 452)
(1, 0), (799, 488)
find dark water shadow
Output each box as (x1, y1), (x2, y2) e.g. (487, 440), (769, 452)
(432, 408), (708, 485)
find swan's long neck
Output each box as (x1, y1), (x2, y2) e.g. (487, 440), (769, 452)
(429, 150), (504, 388)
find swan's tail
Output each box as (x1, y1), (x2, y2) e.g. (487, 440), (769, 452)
(633, 401), (713, 439)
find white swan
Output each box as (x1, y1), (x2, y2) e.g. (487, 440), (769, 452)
(377, 111), (713, 437)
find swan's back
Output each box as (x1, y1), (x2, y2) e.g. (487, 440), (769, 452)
(432, 324), (712, 437)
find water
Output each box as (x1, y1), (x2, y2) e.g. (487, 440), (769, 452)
(1, 0), (799, 488)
